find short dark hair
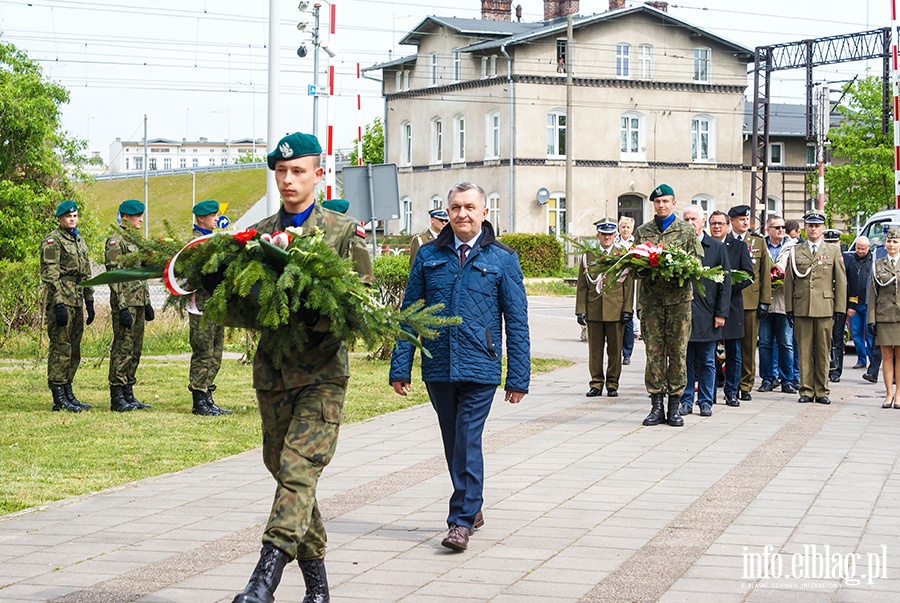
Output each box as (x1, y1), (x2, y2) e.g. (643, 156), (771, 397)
(784, 219), (800, 233)
(708, 210), (729, 224)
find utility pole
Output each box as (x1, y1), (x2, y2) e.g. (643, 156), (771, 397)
(816, 84), (829, 211)
(312, 3), (321, 138)
(893, 0), (900, 208)
(143, 114), (149, 237)
(266, 0), (281, 214)
(564, 14), (573, 237)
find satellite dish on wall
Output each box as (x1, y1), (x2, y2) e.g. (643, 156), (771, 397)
(536, 188), (550, 205)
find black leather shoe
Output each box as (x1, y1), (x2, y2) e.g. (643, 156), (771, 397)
(585, 387), (602, 397)
(739, 390), (752, 401)
(666, 396), (684, 427)
(815, 396), (832, 405)
(642, 394), (666, 426)
(852, 362), (866, 369)
(699, 404), (712, 416)
(828, 375), (841, 383)
(725, 394), (740, 407)
(798, 395), (813, 403)
(781, 382), (798, 394)
(758, 381), (774, 393)
(233, 543), (290, 603)
(606, 389), (618, 397)
(678, 403), (692, 415)
(863, 373), (878, 383)
(297, 558), (330, 603)
(622, 357), (631, 365)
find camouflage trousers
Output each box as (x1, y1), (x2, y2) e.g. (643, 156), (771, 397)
(257, 377), (346, 560)
(108, 305), (145, 386)
(46, 304), (84, 385)
(641, 301), (691, 396)
(189, 314), (224, 391)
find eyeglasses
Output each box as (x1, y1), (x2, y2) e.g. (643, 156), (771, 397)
(708, 221), (727, 226)
(769, 225), (786, 230)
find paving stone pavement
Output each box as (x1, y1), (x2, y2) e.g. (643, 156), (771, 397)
(2, 296), (899, 602)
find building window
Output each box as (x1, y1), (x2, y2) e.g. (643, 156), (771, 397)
(163, 158), (172, 170)
(769, 142), (784, 166)
(488, 193), (500, 227)
(639, 44), (652, 80)
(430, 53), (438, 86)
(430, 118), (443, 164)
(691, 195), (713, 215)
(489, 55), (497, 76)
(486, 111), (500, 159)
(620, 112), (644, 160)
(401, 197), (412, 233)
(694, 48), (710, 83)
(208, 158), (215, 166)
(547, 194), (566, 237)
(149, 158), (157, 170)
(556, 39), (567, 72)
(134, 157), (142, 170)
(768, 196), (783, 216)
(125, 158), (130, 170)
(453, 50), (461, 82)
(395, 70), (402, 91)
(807, 144), (817, 165)
(616, 43), (630, 78)
(691, 115), (714, 162)
(192, 158), (199, 167)
(220, 158), (227, 165)
(431, 196), (442, 211)
(401, 122), (412, 165)
(547, 110), (566, 157)
(180, 158), (186, 168)
(452, 115), (465, 162)
(481, 56), (488, 78)
(402, 70), (409, 90)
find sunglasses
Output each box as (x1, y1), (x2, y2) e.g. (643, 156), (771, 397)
(768, 225), (786, 230)
(708, 221), (727, 226)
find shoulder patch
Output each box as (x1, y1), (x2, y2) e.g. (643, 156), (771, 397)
(46, 239), (54, 245)
(356, 224), (365, 238)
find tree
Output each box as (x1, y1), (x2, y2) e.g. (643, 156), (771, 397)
(347, 117), (384, 166)
(826, 75), (893, 223)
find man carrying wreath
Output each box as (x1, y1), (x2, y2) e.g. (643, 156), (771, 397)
(232, 132), (373, 603)
(633, 184), (703, 427)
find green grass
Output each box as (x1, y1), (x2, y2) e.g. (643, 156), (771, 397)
(0, 354), (571, 515)
(76, 168), (267, 235)
(524, 279), (578, 297)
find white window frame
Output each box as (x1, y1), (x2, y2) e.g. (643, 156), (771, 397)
(430, 117), (443, 164)
(481, 56), (488, 79)
(431, 196), (443, 211)
(769, 142), (784, 166)
(486, 111), (500, 159)
(691, 195), (714, 215)
(179, 158), (186, 168)
(691, 114), (715, 162)
(489, 55), (497, 76)
(192, 158), (198, 167)
(694, 47), (710, 83)
(395, 70), (402, 91)
(401, 197), (413, 233)
(401, 121), (412, 165)
(547, 194), (567, 237)
(487, 193), (500, 227)
(452, 115), (465, 163)
(639, 44), (652, 80)
(163, 158), (172, 170)
(620, 111), (645, 161)
(452, 50), (461, 82)
(430, 52), (438, 86)
(806, 144), (817, 166)
(616, 43), (631, 78)
(547, 109), (566, 158)
(767, 195), (783, 216)
(402, 70), (410, 90)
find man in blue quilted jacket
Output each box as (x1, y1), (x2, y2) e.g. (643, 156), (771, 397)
(390, 182), (531, 552)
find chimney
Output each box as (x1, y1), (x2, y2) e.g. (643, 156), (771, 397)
(609, 0), (625, 10)
(482, 0), (512, 21)
(544, 0), (579, 20)
(645, 1), (668, 11)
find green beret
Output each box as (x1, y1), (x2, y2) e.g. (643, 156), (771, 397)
(267, 132), (322, 170)
(118, 199), (145, 216)
(55, 200), (78, 217)
(321, 198), (350, 214)
(192, 200), (220, 217)
(649, 184), (675, 201)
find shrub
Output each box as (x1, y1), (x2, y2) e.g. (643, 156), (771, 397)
(373, 254), (410, 309)
(0, 258), (43, 351)
(498, 233), (564, 276)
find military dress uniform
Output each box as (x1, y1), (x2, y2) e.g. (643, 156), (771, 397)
(40, 201), (95, 412)
(409, 209), (449, 266)
(785, 211), (847, 403)
(634, 184), (703, 426)
(868, 250), (900, 346)
(575, 220), (635, 397)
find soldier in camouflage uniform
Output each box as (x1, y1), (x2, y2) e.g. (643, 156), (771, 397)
(40, 200), (95, 412)
(106, 199), (154, 412)
(187, 199), (231, 416)
(232, 132), (373, 603)
(634, 184), (703, 427)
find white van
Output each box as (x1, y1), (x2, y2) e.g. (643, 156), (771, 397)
(856, 209), (900, 249)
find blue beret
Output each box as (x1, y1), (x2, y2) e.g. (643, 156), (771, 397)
(118, 199), (145, 215)
(55, 200), (78, 217)
(804, 210), (826, 224)
(728, 205), (751, 218)
(192, 200), (220, 216)
(267, 132), (322, 169)
(429, 208), (449, 221)
(321, 199), (350, 214)
(594, 218), (618, 234)
(649, 184), (675, 201)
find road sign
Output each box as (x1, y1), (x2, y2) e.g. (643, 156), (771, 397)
(216, 215), (230, 229)
(308, 84), (330, 96)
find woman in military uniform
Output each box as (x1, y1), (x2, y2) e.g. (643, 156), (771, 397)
(867, 227), (900, 409)
(40, 200), (95, 412)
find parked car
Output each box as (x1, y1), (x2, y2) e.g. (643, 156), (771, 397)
(854, 209), (900, 258)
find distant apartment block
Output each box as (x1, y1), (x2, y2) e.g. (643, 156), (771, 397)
(108, 137), (267, 174)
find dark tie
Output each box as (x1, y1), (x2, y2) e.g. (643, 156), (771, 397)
(459, 243), (470, 268)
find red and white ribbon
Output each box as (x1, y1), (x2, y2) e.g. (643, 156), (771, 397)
(163, 233), (217, 296)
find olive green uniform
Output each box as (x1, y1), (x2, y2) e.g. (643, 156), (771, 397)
(633, 218), (703, 396)
(106, 230), (149, 386)
(188, 289), (225, 392)
(785, 241), (847, 399)
(575, 249), (635, 391)
(737, 232), (772, 392)
(40, 227), (94, 385)
(409, 228), (436, 267)
(253, 204), (373, 561)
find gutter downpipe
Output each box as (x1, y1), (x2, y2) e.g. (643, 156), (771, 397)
(501, 43), (515, 233)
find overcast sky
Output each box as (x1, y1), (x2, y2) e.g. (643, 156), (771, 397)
(0, 0), (892, 163)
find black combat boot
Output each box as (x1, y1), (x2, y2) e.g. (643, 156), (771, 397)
(232, 543), (290, 603)
(666, 395), (684, 427)
(124, 384), (152, 409)
(51, 383), (82, 413)
(191, 389), (219, 416)
(207, 386), (232, 415)
(642, 393), (666, 426)
(298, 558), (330, 603)
(110, 385), (137, 412)
(63, 383), (92, 410)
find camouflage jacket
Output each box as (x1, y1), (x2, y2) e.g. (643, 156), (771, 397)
(633, 216), (703, 308)
(105, 228), (149, 310)
(40, 227), (94, 307)
(252, 203), (374, 391)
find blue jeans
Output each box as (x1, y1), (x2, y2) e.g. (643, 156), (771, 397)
(622, 316), (634, 359)
(723, 338), (742, 397)
(426, 381), (495, 531)
(758, 313), (794, 385)
(681, 340), (716, 408)
(792, 333), (801, 383)
(849, 305), (875, 365)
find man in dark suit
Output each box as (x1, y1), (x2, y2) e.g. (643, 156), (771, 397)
(709, 210), (754, 407)
(679, 206), (730, 417)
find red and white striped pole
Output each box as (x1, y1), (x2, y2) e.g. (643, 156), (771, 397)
(325, 2), (337, 200)
(893, 0), (900, 208)
(356, 62), (363, 166)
